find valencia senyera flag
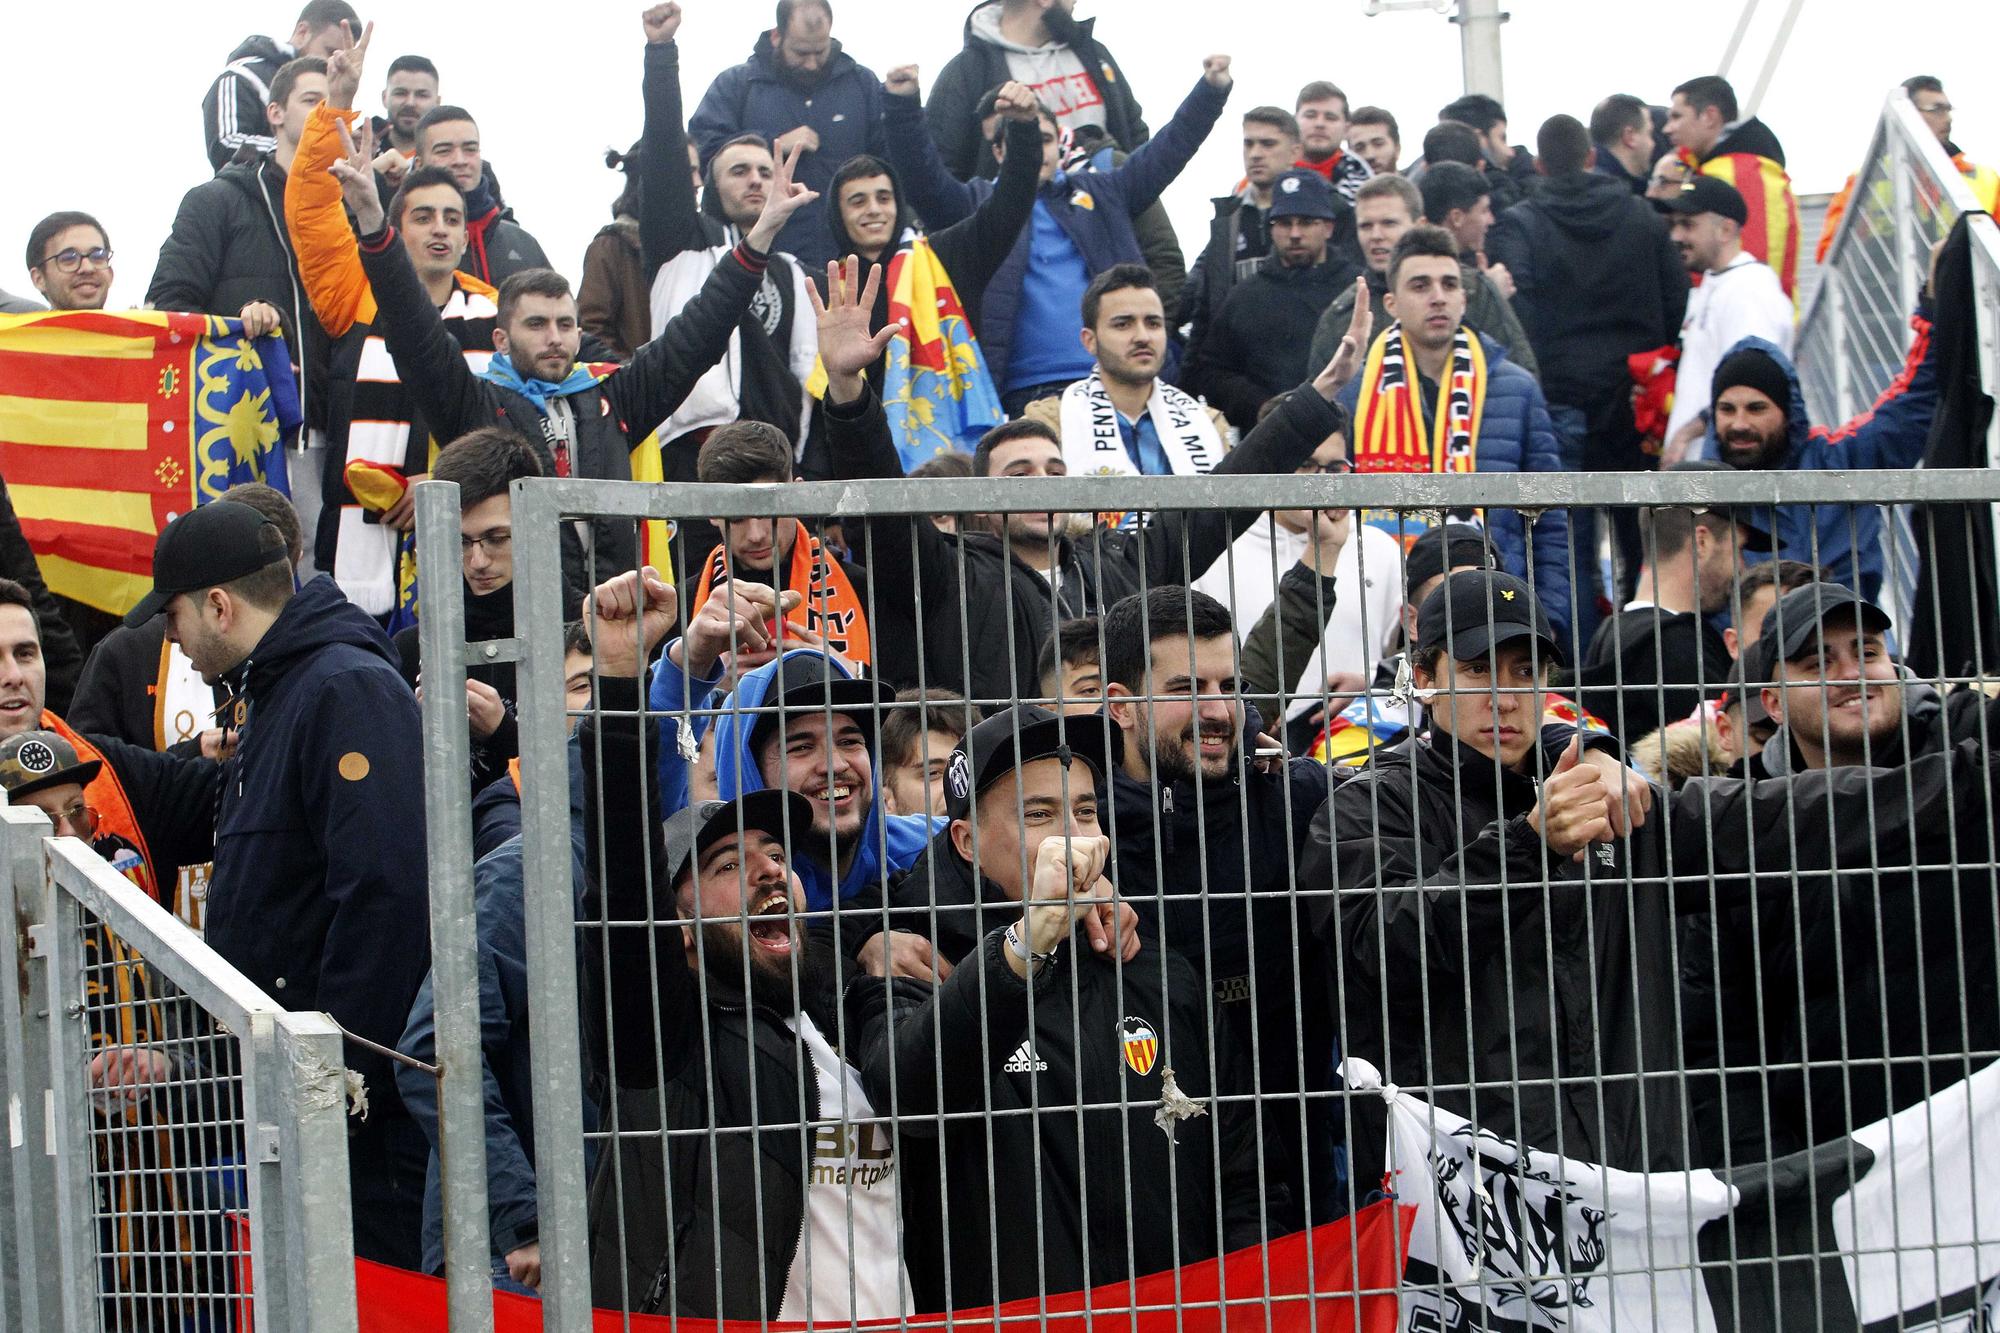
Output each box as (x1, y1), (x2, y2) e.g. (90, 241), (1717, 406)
(0, 310), (298, 616)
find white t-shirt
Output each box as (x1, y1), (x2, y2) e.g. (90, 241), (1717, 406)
(777, 1014), (912, 1324)
(1664, 250), (1797, 449)
(1193, 517), (1407, 718)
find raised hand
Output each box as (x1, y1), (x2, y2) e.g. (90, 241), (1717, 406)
(884, 65), (920, 98)
(806, 257), (901, 400)
(744, 136), (820, 254)
(1013, 834), (1115, 973)
(1313, 276), (1375, 400)
(994, 81), (1039, 122)
(326, 19), (373, 109)
(589, 567), (679, 677)
(1203, 55), (1233, 89)
(642, 2), (682, 43)
(677, 579), (802, 679)
(1527, 736), (1615, 861)
(330, 117), (387, 235)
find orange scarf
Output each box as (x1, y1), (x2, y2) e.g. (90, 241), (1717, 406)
(689, 521), (872, 667)
(42, 711), (161, 907)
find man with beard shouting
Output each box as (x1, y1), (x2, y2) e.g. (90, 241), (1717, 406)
(579, 565), (919, 1321)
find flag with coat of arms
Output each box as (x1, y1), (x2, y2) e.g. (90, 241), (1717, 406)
(880, 236), (1004, 470)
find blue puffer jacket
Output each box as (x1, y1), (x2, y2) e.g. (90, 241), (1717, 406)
(648, 647), (941, 912)
(1336, 333), (1574, 635)
(689, 36), (887, 269)
(885, 75), (1229, 390)
(1696, 313), (1938, 599)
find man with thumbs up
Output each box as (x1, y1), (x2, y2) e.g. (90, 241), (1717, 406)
(1308, 568), (2000, 1180)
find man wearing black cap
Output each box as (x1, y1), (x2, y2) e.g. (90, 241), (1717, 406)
(1188, 167), (1363, 430)
(1578, 461), (1766, 742)
(1309, 569), (1993, 1174)
(848, 703), (1271, 1309)
(1659, 175), (1795, 461)
(128, 498), (432, 1268)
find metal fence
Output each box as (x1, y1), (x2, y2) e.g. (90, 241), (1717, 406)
(413, 458), (2000, 1333)
(1795, 85), (2000, 631)
(0, 805), (359, 1332)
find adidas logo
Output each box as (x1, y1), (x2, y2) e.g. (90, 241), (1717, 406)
(1002, 1039), (1047, 1074)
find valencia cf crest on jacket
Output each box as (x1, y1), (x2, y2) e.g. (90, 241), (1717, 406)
(1120, 1016), (1158, 1077)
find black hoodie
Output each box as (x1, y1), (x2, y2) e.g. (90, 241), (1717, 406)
(1704, 115), (1788, 168)
(202, 34), (290, 172)
(204, 576), (431, 1132)
(1488, 171), (1688, 428)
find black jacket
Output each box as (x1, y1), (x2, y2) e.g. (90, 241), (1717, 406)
(201, 35), (288, 172)
(926, 2), (1148, 182)
(358, 206), (759, 580)
(1188, 254), (1360, 429)
(1704, 115), (1788, 168)
(847, 856), (1273, 1308)
(1577, 603), (1734, 743)
(824, 381), (1345, 702)
(87, 732), (224, 897)
(1309, 722), (1993, 1174)
(579, 680), (841, 1318)
(0, 476), (83, 713)
(148, 152), (332, 431)
(203, 577), (431, 1129)
(69, 621), (210, 755)
(1487, 172), (1688, 438)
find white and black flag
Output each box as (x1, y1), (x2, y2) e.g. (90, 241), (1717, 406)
(1343, 1058), (2000, 1331)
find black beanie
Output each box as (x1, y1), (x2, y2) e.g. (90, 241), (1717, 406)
(1711, 347), (1792, 413)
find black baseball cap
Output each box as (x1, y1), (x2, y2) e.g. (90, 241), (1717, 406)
(661, 789), (816, 890)
(943, 704), (1112, 821)
(1415, 568), (1563, 666)
(124, 501), (289, 628)
(1662, 175), (1749, 225)
(1759, 582), (1892, 663)
(746, 653), (897, 755)
(1662, 460), (1773, 552)
(1404, 523), (1496, 598)
(1714, 642), (1774, 729)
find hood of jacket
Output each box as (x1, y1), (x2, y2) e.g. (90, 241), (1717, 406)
(1699, 332), (1809, 463)
(1710, 116), (1787, 168)
(237, 575), (399, 698)
(226, 33), (290, 65)
(963, 0), (1102, 51)
(1759, 679), (1945, 777)
(1528, 171), (1641, 241)
(824, 156), (919, 266)
(710, 648), (942, 911)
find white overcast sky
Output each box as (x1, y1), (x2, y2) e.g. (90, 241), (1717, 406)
(9, 0), (1996, 305)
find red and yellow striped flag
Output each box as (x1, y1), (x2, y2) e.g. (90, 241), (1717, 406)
(0, 310), (299, 615)
(1697, 151), (1801, 300)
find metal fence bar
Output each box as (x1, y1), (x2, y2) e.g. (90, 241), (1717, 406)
(507, 476), (595, 1329)
(0, 807), (59, 1332)
(270, 1009), (362, 1331)
(413, 478), (500, 1333)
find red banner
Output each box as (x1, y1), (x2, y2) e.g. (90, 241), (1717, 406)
(348, 1201), (1413, 1332)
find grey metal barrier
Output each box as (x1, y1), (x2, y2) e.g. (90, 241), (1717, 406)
(414, 465), (2000, 1333)
(1797, 85), (2000, 633)
(0, 805), (359, 1333)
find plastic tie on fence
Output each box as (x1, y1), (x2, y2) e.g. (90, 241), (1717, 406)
(1154, 1065), (1207, 1142)
(291, 1042), (369, 1120)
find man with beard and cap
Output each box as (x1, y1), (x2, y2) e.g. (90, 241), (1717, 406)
(638, 3), (820, 534)
(1096, 584), (1338, 1224)
(128, 499), (431, 1267)
(1697, 310), (1940, 600)
(577, 562), (917, 1317)
(1667, 75), (1801, 300)
(926, 0), (1149, 183)
(1659, 176), (1795, 462)
(1577, 460), (1766, 743)
(815, 73), (1042, 393)
(690, 1), (887, 270)
(846, 704), (1271, 1309)
(1310, 570), (2000, 1181)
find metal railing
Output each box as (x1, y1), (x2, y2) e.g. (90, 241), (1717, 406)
(1795, 85), (2000, 629)
(0, 805), (359, 1332)
(412, 461), (2000, 1332)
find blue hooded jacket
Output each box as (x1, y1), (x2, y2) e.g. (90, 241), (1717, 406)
(649, 646), (942, 912)
(1698, 312), (1938, 599)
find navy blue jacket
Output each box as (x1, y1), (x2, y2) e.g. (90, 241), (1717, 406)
(204, 576), (431, 1123)
(689, 35), (887, 269)
(1696, 315), (1939, 600)
(1336, 333), (1574, 635)
(885, 75), (1230, 390)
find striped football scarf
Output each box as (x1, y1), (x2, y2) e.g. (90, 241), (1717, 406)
(1352, 322), (1488, 475)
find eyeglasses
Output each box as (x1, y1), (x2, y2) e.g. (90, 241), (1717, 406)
(1915, 101), (1953, 116)
(52, 800), (94, 835)
(460, 530), (513, 556)
(1296, 458), (1354, 476)
(37, 247), (113, 274)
